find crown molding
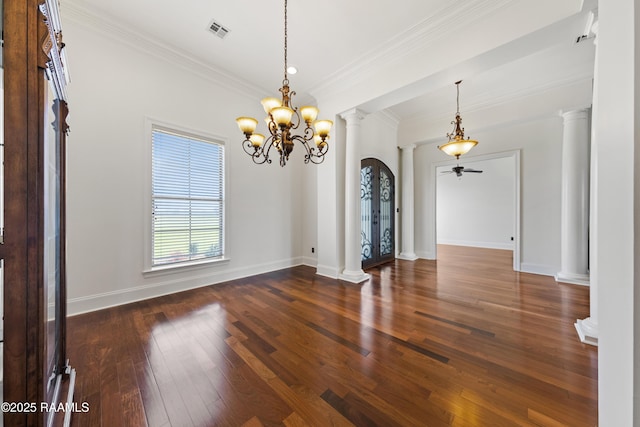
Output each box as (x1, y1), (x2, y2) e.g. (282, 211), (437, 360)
(404, 74), (594, 126)
(60, 0), (266, 99)
(374, 109), (401, 128)
(399, 76), (593, 148)
(308, 0), (512, 99)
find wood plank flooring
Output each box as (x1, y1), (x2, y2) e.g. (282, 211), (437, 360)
(67, 245), (597, 426)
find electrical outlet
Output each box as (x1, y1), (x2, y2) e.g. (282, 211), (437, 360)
(311, 247), (315, 253)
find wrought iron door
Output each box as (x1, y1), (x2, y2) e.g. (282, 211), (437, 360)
(361, 158), (395, 268)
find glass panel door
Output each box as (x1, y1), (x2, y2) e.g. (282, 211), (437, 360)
(43, 77), (61, 409)
(361, 158), (395, 268)
(379, 169), (393, 257)
(361, 165), (374, 263)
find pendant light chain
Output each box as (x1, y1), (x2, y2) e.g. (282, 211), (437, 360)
(283, 0), (288, 82)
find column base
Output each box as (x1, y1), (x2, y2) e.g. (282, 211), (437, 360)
(555, 271), (590, 286)
(397, 252), (418, 261)
(339, 269), (370, 284)
(575, 317), (598, 346)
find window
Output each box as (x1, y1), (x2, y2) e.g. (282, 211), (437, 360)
(151, 126), (224, 267)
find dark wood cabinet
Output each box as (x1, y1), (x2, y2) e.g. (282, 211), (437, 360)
(2, 1), (73, 425)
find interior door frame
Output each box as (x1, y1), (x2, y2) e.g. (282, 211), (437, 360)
(430, 150), (521, 271)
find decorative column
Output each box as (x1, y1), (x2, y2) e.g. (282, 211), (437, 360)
(575, 21), (598, 347)
(555, 109), (590, 286)
(398, 144), (418, 260)
(339, 109), (369, 283)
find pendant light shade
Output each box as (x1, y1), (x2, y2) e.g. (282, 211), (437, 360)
(438, 80), (478, 160)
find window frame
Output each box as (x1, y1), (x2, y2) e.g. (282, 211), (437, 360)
(143, 118), (229, 273)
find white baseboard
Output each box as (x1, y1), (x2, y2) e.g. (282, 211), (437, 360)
(315, 264), (340, 279)
(397, 252), (419, 261)
(67, 257), (304, 316)
(300, 256), (317, 267)
(520, 262), (557, 277)
(437, 239), (514, 250)
(415, 250), (435, 260)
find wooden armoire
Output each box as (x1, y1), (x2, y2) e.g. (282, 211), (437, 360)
(2, 0), (75, 425)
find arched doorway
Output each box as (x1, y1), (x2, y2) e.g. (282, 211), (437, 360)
(361, 158), (395, 268)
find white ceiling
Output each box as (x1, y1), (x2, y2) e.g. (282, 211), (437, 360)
(61, 0), (597, 129)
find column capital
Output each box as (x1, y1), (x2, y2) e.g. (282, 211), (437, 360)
(560, 109), (590, 122)
(400, 144), (417, 151)
(340, 108), (367, 123)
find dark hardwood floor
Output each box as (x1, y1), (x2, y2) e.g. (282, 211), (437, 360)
(67, 245), (597, 426)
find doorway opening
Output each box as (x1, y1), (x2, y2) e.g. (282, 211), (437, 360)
(432, 151), (521, 271)
(361, 158), (395, 268)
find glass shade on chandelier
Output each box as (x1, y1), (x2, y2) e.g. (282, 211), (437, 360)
(235, 0), (332, 167)
(438, 80), (478, 160)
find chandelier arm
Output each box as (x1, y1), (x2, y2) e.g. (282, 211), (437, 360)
(301, 122), (314, 141)
(289, 107), (302, 131)
(242, 139), (260, 156)
(267, 118), (278, 135)
(242, 136), (273, 165)
(305, 147), (326, 164)
(260, 135), (277, 164)
(293, 134), (328, 164)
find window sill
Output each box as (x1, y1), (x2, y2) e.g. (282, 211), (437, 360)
(143, 257), (231, 277)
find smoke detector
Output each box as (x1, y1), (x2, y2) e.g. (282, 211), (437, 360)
(208, 19), (230, 39)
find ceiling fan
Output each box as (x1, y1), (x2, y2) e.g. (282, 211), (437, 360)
(441, 164), (483, 177)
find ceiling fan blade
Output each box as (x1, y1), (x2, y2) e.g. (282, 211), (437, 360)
(463, 169), (483, 173)
(440, 170), (454, 174)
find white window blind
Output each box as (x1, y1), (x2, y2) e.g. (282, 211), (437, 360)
(151, 127), (224, 267)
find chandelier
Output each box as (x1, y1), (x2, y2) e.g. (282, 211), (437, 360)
(236, 0), (333, 167)
(438, 80), (478, 159)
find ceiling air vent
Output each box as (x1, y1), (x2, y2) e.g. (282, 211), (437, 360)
(208, 19), (230, 39)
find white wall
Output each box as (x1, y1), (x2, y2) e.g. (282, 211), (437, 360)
(62, 15), (305, 314)
(316, 112), (345, 278)
(437, 156), (514, 250)
(415, 115), (563, 276)
(301, 159), (317, 266)
(360, 111), (400, 177)
(361, 111), (400, 257)
(593, 0), (639, 424)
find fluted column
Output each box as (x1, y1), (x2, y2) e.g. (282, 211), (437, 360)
(398, 144), (418, 260)
(339, 109), (369, 283)
(555, 109), (590, 286)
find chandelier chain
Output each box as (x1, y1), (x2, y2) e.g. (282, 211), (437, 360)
(283, 0), (288, 82)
